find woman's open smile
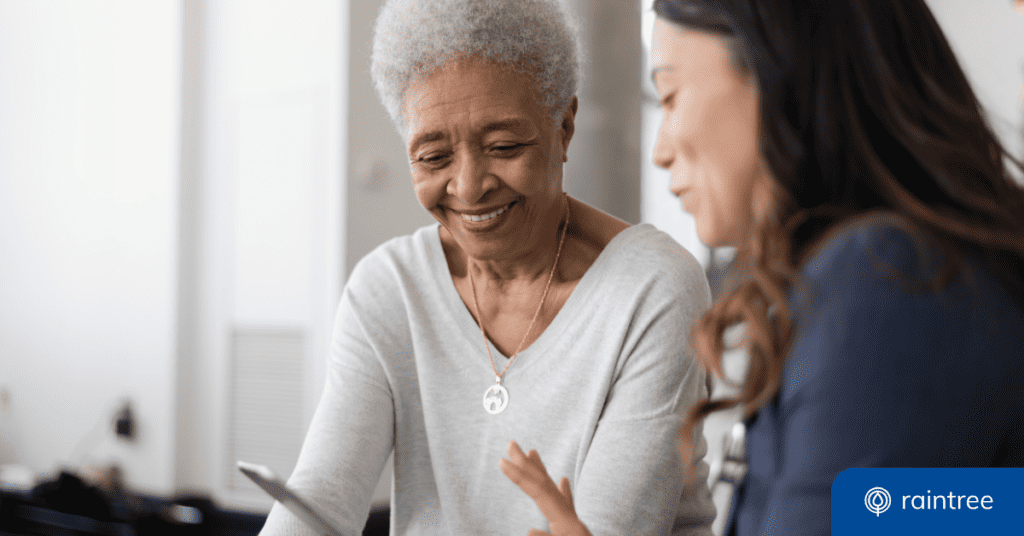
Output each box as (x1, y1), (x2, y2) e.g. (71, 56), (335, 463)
(457, 200), (515, 223)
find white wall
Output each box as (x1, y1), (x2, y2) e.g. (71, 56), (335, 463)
(0, 1), (181, 493)
(925, 0), (1024, 166)
(0, 0), (345, 505)
(343, 0), (435, 277)
(174, 0), (345, 510)
(562, 0), (643, 223)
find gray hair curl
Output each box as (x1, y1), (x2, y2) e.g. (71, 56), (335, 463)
(371, 0), (582, 138)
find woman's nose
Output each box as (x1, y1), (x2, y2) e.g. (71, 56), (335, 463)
(447, 151), (495, 202)
(652, 120), (673, 170)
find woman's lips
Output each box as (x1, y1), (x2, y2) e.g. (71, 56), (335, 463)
(459, 201), (514, 222)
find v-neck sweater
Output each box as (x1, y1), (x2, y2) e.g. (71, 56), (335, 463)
(260, 223), (717, 536)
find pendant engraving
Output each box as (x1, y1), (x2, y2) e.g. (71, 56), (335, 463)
(483, 384), (509, 414)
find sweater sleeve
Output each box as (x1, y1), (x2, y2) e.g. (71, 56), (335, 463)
(572, 238), (716, 536)
(259, 257), (396, 536)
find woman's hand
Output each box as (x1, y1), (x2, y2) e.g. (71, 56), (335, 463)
(499, 441), (593, 536)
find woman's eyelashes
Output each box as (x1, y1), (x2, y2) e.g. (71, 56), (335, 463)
(642, 88), (675, 111)
(489, 143), (526, 157)
(415, 152), (452, 169)
(414, 143), (526, 170)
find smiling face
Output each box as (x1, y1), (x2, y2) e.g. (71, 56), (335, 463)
(404, 58), (574, 262)
(651, 18), (769, 248)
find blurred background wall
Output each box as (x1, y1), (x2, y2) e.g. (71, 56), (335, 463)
(1, 0), (1022, 513)
(1, 0), (182, 493)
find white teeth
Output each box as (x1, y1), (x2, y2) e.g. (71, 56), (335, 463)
(461, 203), (511, 222)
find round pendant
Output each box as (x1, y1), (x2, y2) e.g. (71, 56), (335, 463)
(482, 384), (509, 414)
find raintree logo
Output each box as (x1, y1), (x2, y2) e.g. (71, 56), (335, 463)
(832, 469), (1021, 535)
(865, 487), (892, 516)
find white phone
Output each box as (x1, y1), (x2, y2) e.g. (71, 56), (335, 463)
(237, 461), (345, 536)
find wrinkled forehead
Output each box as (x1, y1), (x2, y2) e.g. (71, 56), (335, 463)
(403, 59), (552, 145)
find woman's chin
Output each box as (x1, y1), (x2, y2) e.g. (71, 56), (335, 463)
(694, 223), (731, 250)
(446, 222), (522, 261)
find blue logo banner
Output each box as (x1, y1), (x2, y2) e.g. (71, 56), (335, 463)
(832, 468), (1024, 535)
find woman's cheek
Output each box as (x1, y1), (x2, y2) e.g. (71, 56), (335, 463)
(698, 184), (740, 248)
(412, 173), (441, 208)
(697, 196), (722, 247)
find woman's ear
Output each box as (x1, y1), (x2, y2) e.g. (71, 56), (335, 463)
(560, 97), (578, 162)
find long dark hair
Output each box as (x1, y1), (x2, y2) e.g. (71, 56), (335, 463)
(653, 0), (1024, 458)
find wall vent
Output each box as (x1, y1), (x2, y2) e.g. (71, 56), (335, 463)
(227, 327), (306, 493)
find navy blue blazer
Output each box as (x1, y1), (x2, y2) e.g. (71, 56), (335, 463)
(727, 224), (1024, 535)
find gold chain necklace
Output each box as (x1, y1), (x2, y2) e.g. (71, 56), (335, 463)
(470, 193), (570, 415)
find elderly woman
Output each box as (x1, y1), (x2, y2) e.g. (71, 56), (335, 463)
(258, 0), (715, 534)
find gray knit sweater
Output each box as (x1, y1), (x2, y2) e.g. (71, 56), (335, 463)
(259, 223), (716, 535)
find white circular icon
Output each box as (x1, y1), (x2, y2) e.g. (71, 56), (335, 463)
(865, 487), (891, 516)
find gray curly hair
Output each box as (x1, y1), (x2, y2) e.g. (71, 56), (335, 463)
(371, 0), (582, 138)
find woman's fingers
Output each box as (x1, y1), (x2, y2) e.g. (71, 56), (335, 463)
(499, 457), (535, 494)
(507, 439), (529, 464)
(558, 477), (574, 509)
(503, 442), (556, 492)
(508, 440), (548, 473)
(526, 446), (545, 466)
(502, 442), (582, 528)
(500, 445), (554, 500)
